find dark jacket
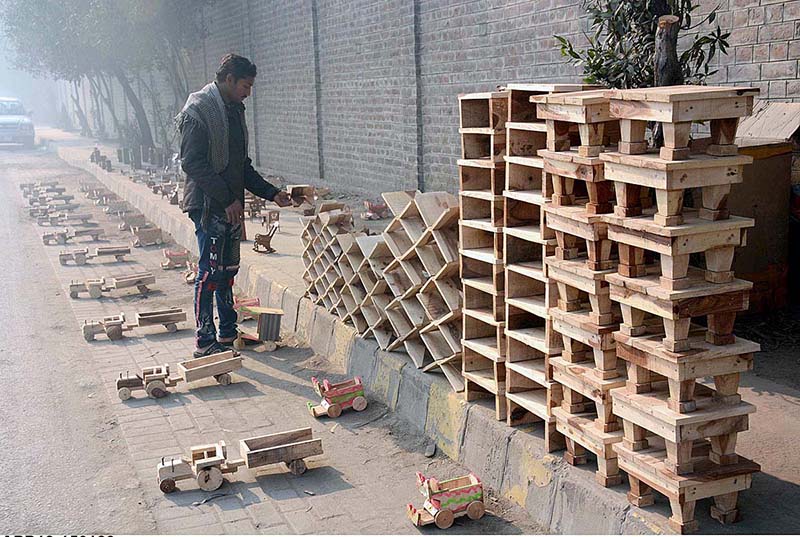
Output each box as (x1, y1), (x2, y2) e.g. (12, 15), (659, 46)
(180, 99), (278, 217)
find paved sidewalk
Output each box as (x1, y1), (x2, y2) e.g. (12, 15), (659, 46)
(15, 147), (543, 534)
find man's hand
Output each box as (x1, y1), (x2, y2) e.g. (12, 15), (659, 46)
(273, 191), (292, 207)
(225, 199), (245, 224)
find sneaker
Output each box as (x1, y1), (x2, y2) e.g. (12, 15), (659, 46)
(193, 341), (236, 358)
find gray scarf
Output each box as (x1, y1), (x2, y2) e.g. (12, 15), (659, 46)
(176, 82), (249, 174)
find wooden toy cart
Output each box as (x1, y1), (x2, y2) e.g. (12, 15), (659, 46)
(132, 225), (163, 247)
(116, 351), (242, 400)
(307, 376), (368, 418)
(157, 427), (323, 493)
(43, 227), (103, 245)
(161, 248), (190, 269)
(407, 472), (486, 529)
(82, 308), (186, 341)
(59, 246), (130, 265)
(233, 306), (283, 351)
(69, 271), (155, 299)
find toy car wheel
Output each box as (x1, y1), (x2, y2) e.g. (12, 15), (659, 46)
(145, 380), (168, 399)
(88, 287), (103, 299)
(352, 396), (368, 412)
(288, 459), (307, 476)
(434, 508), (454, 529)
(326, 403), (342, 419)
(117, 387), (132, 401)
(215, 373), (232, 386)
(165, 323), (178, 333)
(69, 290), (79, 299)
(137, 284), (149, 295)
(466, 500), (485, 520)
(159, 478), (177, 494)
(262, 340), (277, 352)
(106, 324), (124, 340)
(83, 329), (95, 342)
(59, 258), (67, 266)
(197, 466), (224, 492)
(75, 255), (87, 265)
(233, 337), (245, 350)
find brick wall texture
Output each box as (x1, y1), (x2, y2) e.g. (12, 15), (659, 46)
(63, 0), (800, 195)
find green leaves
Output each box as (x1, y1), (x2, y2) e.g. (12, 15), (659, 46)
(554, 0), (729, 89)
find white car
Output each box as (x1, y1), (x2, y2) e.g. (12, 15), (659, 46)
(0, 97), (35, 147)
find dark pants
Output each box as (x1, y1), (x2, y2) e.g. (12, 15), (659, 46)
(190, 211), (241, 348)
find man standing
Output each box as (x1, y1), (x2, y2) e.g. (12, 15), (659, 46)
(178, 54), (291, 358)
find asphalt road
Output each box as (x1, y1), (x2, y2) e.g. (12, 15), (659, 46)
(0, 147), (155, 533)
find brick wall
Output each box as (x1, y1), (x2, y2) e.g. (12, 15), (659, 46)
(62, 0), (800, 195)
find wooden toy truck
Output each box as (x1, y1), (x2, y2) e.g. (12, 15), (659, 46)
(116, 351), (242, 400)
(161, 248), (190, 269)
(59, 246), (130, 265)
(157, 428), (323, 493)
(407, 472), (486, 529)
(69, 271), (155, 299)
(307, 376), (368, 418)
(43, 227), (103, 245)
(82, 308), (187, 341)
(132, 226), (163, 247)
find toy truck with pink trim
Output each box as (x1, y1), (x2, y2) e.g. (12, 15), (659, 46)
(307, 376), (368, 418)
(407, 472), (485, 529)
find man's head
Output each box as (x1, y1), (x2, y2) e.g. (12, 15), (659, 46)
(215, 54), (257, 104)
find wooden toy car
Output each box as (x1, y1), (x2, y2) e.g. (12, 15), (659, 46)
(82, 308), (187, 341)
(132, 226), (163, 247)
(407, 472), (486, 529)
(161, 248), (190, 269)
(157, 428), (323, 493)
(69, 271), (155, 299)
(43, 228), (104, 245)
(233, 306), (282, 351)
(119, 213), (147, 231)
(59, 246), (130, 265)
(38, 212), (93, 226)
(307, 376), (368, 418)
(116, 351), (242, 400)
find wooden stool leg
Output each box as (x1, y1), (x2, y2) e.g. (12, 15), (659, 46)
(620, 304), (647, 336)
(594, 398), (620, 432)
(668, 498), (699, 534)
(663, 317), (691, 352)
(710, 491), (740, 524)
(626, 362), (652, 394)
(592, 348), (619, 381)
(561, 335), (588, 363)
(709, 432), (739, 466)
(668, 379), (697, 412)
(706, 311), (737, 345)
(705, 246), (735, 284)
(561, 386), (586, 413)
(614, 182), (642, 217)
(564, 437), (587, 465)
(557, 282), (582, 312)
(618, 119), (648, 154)
(665, 439), (694, 475)
(618, 244), (646, 278)
(596, 456), (623, 487)
(700, 184), (731, 221)
(587, 238), (614, 271)
(578, 122), (605, 157)
(552, 174), (575, 206)
(660, 254), (690, 290)
(708, 118), (740, 157)
(585, 181), (614, 215)
(654, 189), (685, 226)
(713, 372), (742, 405)
(623, 419), (649, 451)
(547, 120), (571, 151)
(627, 476), (655, 507)
(588, 292), (614, 326)
(661, 122), (692, 160)
(555, 231), (581, 260)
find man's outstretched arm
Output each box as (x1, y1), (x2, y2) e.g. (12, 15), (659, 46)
(244, 158), (291, 206)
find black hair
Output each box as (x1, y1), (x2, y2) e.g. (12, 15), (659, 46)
(215, 54), (257, 83)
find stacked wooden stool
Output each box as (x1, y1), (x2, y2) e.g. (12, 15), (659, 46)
(533, 90), (625, 486)
(600, 85), (761, 533)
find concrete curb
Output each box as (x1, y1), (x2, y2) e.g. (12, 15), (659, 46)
(59, 146), (664, 534)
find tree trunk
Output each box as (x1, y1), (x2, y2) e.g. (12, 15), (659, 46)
(71, 80), (91, 136)
(114, 68), (154, 149)
(96, 74), (123, 137)
(653, 15), (684, 148)
(88, 76), (106, 137)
